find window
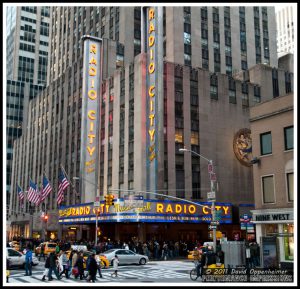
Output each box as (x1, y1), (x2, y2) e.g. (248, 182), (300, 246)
(260, 132), (272, 155)
(191, 131), (199, 145)
(262, 175), (275, 203)
(175, 129), (183, 143)
(287, 173), (294, 202)
(284, 126), (293, 150)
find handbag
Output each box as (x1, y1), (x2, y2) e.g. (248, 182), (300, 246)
(72, 267), (79, 276)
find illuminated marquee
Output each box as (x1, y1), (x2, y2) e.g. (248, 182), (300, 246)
(147, 7), (156, 162)
(59, 199), (232, 224)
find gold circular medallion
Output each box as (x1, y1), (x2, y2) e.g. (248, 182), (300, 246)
(233, 128), (252, 167)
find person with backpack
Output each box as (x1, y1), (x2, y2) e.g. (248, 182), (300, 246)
(111, 255), (119, 277)
(42, 255), (50, 281)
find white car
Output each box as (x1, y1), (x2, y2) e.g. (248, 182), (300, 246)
(6, 248), (39, 269)
(101, 249), (149, 266)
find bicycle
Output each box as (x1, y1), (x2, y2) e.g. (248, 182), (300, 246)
(190, 260), (202, 281)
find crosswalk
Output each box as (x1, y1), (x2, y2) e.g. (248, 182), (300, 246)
(8, 263), (193, 283)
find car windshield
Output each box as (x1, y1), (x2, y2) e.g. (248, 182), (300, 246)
(103, 249), (116, 254)
(47, 244), (56, 248)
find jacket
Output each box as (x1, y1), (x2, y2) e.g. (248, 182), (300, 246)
(25, 250), (32, 263)
(112, 257), (119, 270)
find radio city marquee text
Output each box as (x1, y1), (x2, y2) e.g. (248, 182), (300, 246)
(148, 7), (156, 162)
(85, 43), (98, 174)
(59, 202), (230, 218)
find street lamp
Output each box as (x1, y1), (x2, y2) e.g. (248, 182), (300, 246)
(179, 148), (217, 253)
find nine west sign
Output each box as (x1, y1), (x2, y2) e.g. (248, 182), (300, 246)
(254, 213), (293, 222)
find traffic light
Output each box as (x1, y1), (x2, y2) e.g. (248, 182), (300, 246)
(105, 194), (115, 206)
(44, 215), (48, 222)
(104, 195), (109, 206)
(110, 195), (114, 206)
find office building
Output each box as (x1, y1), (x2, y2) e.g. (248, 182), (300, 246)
(5, 6), (50, 212)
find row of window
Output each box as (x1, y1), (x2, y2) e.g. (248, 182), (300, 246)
(260, 126), (293, 155)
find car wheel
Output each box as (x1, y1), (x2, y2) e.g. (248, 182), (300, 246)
(139, 258), (146, 265)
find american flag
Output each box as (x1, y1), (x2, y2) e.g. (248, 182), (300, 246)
(27, 179), (40, 205)
(41, 174), (52, 202)
(17, 184), (24, 201)
(57, 168), (70, 205)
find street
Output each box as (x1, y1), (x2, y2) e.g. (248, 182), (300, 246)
(8, 259), (197, 283)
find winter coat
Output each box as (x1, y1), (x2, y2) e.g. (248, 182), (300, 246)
(88, 258), (98, 275)
(112, 257), (119, 270)
(25, 250), (32, 263)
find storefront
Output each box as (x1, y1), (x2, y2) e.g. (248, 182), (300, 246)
(251, 208), (294, 269)
(58, 199), (237, 243)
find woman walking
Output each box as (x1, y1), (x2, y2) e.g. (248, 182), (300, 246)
(111, 255), (119, 277)
(41, 254), (50, 281)
(59, 251), (69, 279)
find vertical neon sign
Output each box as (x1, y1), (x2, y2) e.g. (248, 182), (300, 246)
(80, 36), (102, 203)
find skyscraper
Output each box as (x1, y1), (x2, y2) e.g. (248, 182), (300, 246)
(276, 6), (295, 56)
(5, 6), (50, 213)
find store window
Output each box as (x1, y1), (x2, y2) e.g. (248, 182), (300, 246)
(283, 224), (294, 261)
(287, 172), (294, 202)
(262, 175), (275, 203)
(260, 131), (272, 155)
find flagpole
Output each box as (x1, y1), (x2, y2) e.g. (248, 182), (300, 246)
(60, 164), (78, 195)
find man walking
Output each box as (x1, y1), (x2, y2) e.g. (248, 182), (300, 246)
(48, 252), (60, 280)
(86, 253), (98, 282)
(24, 245), (32, 276)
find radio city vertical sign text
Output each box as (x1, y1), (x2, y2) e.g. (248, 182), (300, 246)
(80, 36), (102, 203)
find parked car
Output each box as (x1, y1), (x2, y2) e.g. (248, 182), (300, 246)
(6, 248), (39, 269)
(101, 249), (149, 265)
(66, 246), (109, 269)
(35, 242), (57, 256)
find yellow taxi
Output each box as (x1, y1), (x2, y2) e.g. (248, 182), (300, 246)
(66, 250), (109, 269)
(187, 246), (205, 260)
(35, 242), (57, 255)
(9, 241), (21, 252)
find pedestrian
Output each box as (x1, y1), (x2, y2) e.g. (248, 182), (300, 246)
(74, 252), (85, 280)
(201, 245), (217, 268)
(250, 240), (260, 267)
(111, 255), (119, 277)
(42, 254), (50, 281)
(59, 251), (69, 279)
(39, 243), (46, 261)
(86, 253), (98, 282)
(48, 252), (60, 280)
(162, 242), (168, 260)
(55, 243), (60, 254)
(24, 245), (32, 276)
(95, 254), (103, 278)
